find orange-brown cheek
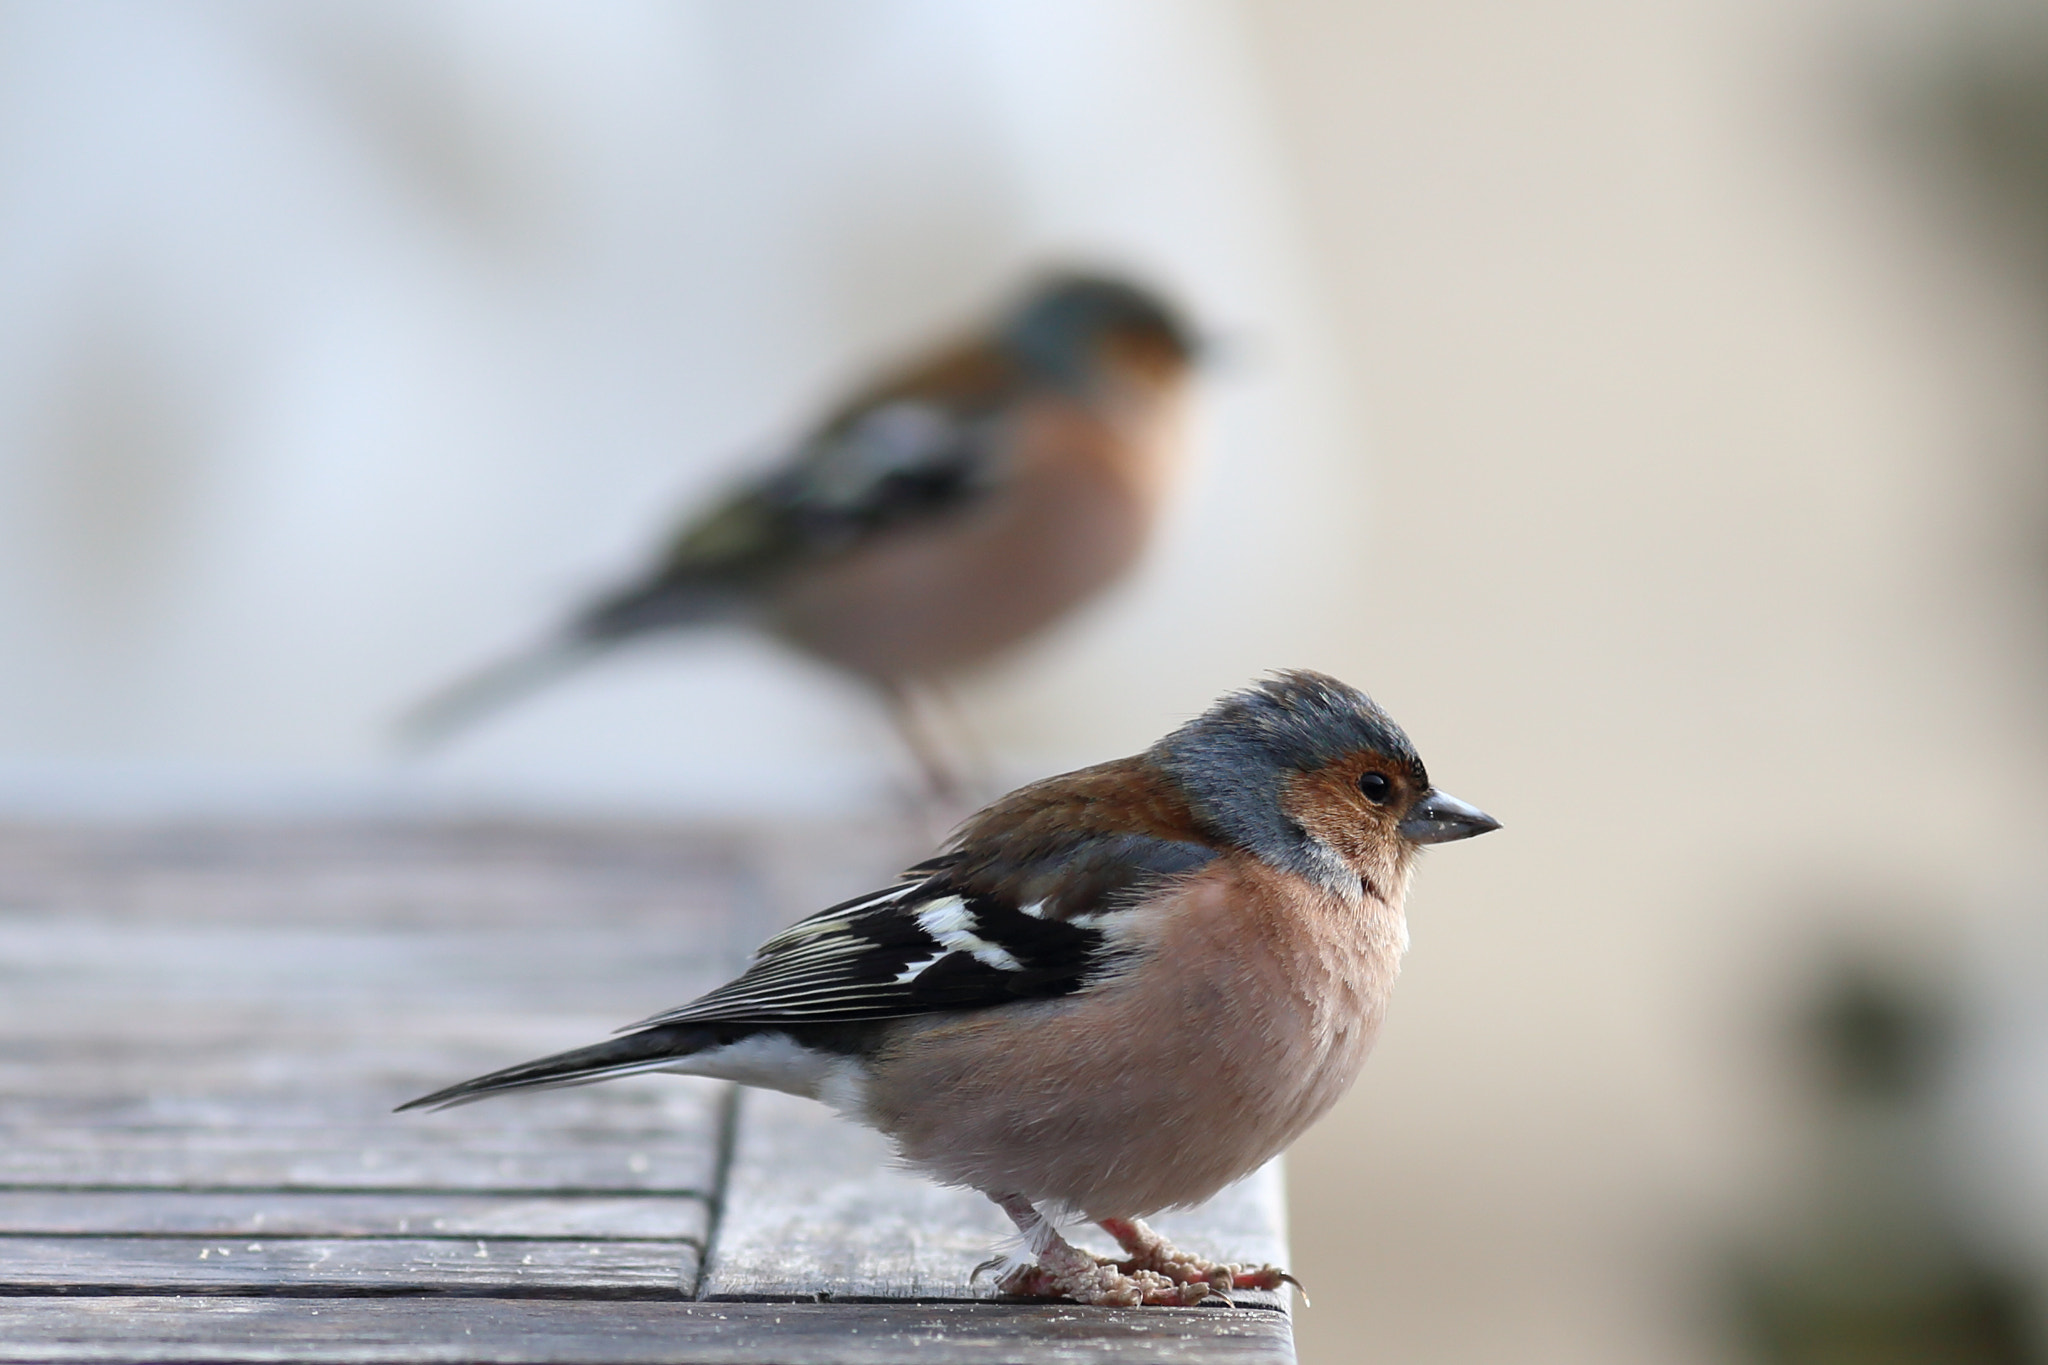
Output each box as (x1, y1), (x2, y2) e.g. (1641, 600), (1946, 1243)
(1278, 770), (1386, 867)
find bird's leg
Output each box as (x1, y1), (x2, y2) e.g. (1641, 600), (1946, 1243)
(1097, 1216), (1302, 1300)
(984, 1193), (1213, 1307)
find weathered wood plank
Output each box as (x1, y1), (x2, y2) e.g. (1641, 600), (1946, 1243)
(0, 834), (739, 1193)
(0, 1073), (716, 1122)
(703, 1087), (1292, 1311)
(0, 920), (739, 1021)
(0, 823), (743, 1311)
(0, 1235), (697, 1295)
(0, 1065), (727, 1197)
(0, 1122), (720, 1194)
(0, 1037), (710, 1106)
(0, 1190), (708, 1239)
(0, 1298), (1296, 1364)
(702, 1089), (1012, 1300)
(0, 823), (765, 934)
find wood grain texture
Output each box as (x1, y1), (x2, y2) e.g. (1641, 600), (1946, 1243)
(703, 1087), (1293, 1312)
(0, 1117), (721, 1194)
(0, 823), (762, 934)
(703, 1088), (1014, 1300)
(0, 1298), (1296, 1364)
(0, 824), (735, 1303)
(0, 1191), (708, 1239)
(0, 1235), (697, 1296)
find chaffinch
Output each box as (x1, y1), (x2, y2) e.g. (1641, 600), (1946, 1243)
(401, 671), (1499, 1307)
(401, 272), (1198, 795)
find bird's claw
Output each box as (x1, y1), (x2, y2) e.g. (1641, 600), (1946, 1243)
(1213, 1263), (1304, 1296)
(1263, 1268), (1310, 1306)
(1094, 1218), (1304, 1304)
(985, 1208), (1301, 1309)
(991, 1245), (1294, 1308)
(996, 1254), (1212, 1308)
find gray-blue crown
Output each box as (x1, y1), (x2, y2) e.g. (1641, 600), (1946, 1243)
(998, 273), (1195, 389)
(1149, 671), (1424, 876)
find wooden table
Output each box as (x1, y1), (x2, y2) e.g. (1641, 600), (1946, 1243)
(0, 823), (1295, 1363)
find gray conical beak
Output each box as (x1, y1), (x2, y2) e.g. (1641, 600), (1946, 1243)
(1397, 789), (1501, 844)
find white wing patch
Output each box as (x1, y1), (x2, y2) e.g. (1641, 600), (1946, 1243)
(891, 952), (946, 984)
(914, 896), (1025, 973)
(807, 402), (958, 509)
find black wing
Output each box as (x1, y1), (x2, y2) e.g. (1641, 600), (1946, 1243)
(624, 833), (1216, 1029)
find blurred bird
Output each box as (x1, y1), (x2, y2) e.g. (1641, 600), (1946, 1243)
(401, 671), (1500, 1307)
(400, 272), (1199, 795)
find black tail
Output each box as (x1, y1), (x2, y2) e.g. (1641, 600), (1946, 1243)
(396, 1024), (720, 1112)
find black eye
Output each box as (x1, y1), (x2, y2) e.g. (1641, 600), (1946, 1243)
(1358, 772), (1394, 805)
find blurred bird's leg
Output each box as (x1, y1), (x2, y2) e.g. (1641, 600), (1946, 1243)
(985, 1194), (1211, 1308)
(921, 679), (996, 799)
(878, 678), (966, 807)
(1097, 1216), (1302, 1300)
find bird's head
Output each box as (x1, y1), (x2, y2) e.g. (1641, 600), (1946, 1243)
(998, 272), (1198, 395)
(1149, 670), (1499, 898)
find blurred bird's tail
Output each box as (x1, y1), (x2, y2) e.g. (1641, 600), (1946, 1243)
(395, 635), (604, 752)
(395, 1025), (719, 1112)
(397, 574), (744, 750)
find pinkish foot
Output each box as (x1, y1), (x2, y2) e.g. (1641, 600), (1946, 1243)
(984, 1193), (1214, 1307)
(995, 1249), (1212, 1308)
(1098, 1216), (1305, 1302)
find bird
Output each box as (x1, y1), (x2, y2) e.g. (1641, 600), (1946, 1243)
(399, 272), (1200, 797)
(400, 670), (1500, 1307)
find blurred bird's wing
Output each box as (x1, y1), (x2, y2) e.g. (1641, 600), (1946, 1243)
(621, 831), (1216, 1030)
(681, 398), (1005, 566)
(574, 345), (1021, 640)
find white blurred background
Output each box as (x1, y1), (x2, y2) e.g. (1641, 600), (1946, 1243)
(7, 2), (2048, 1361)
(0, 0), (1359, 811)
